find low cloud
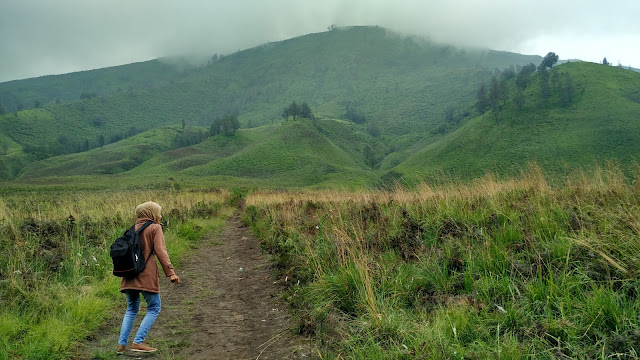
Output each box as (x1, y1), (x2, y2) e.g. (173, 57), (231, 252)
(1, 0), (638, 82)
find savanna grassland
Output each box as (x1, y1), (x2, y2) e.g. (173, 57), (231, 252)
(244, 165), (640, 359)
(0, 189), (233, 359)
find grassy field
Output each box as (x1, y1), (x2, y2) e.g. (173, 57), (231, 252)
(0, 188), (233, 359)
(244, 164), (640, 358)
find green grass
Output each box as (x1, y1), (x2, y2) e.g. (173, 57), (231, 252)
(395, 62), (640, 181)
(13, 119), (381, 188)
(18, 126), (182, 178)
(0, 190), (231, 359)
(0, 26), (542, 181)
(244, 165), (640, 358)
(2, 40), (638, 190)
(0, 59), (188, 111)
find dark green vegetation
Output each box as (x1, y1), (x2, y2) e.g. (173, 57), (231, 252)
(0, 190), (231, 359)
(0, 26), (549, 186)
(395, 62), (640, 181)
(245, 166), (640, 358)
(2, 25), (640, 358)
(0, 59), (189, 112)
(0, 26), (638, 187)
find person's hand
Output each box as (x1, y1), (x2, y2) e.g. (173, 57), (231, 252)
(170, 275), (180, 284)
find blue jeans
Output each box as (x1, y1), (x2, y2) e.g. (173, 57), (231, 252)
(118, 290), (161, 345)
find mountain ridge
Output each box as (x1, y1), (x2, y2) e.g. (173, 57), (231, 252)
(1, 26), (638, 187)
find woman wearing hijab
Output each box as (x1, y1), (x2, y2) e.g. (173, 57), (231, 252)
(116, 201), (180, 354)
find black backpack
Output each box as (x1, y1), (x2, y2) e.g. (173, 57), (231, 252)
(110, 221), (155, 278)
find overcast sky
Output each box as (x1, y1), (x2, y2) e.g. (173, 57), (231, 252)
(1, 0), (639, 83)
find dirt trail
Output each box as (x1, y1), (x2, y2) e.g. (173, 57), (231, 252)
(85, 214), (313, 359)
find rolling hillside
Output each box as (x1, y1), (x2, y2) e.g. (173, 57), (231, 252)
(18, 127), (181, 178)
(394, 61), (640, 181)
(0, 26), (542, 181)
(1, 27), (639, 187)
(0, 59), (189, 112)
(17, 120), (381, 188)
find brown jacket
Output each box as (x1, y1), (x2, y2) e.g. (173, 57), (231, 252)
(120, 217), (176, 293)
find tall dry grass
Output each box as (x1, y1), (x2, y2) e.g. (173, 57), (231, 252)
(0, 189), (230, 359)
(244, 164), (640, 358)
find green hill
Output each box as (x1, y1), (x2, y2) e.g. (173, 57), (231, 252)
(0, 59), (188, 111)
(16, 120), (380, 188)
(2, 27), (639, 187)
(0, 26), (542, 180)
(18, 127), (181, 178)
(394, 62), (640, 181)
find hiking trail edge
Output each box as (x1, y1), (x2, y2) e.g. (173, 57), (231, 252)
(85, 213), (314, 359)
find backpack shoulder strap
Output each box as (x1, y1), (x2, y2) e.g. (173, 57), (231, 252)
(135, 220), (155, 234)
(135, 220), (157, 262)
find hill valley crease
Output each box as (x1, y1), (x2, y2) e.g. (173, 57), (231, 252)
(1, 26), (638, 187)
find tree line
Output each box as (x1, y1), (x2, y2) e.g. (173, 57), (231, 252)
(282, 101), (314, 121)
(475, 52), (575, 120)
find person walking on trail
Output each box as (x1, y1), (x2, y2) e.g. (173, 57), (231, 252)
(116, 201), (180, 354)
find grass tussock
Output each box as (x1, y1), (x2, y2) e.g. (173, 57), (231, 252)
(244, 164), (640, 359)
(0, 189), (231, 359)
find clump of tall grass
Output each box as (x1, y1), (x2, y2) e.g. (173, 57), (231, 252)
(0, 189), (229, 359)
(245, 164), (640, 358)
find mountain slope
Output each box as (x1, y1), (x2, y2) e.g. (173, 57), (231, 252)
(4, 27), (639, 187)
(17, 120), (380, 187)
(394, 62), (640, 180)
(0, 59), (188, 111)
(18, 127), (181, 178)
(0, 26), (542, 180)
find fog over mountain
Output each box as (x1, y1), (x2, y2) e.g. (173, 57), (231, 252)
(1, 0), (639, 82)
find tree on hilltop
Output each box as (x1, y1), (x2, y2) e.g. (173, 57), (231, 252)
(210, 114), (240, 136)
(222, 115), (240, 135)
(538, 66), (550, 106)
(603, 57), (610, 66)
(282, 101), (314, 121)
(516, 63), (536, 89)
(559, 73), (575, 106)
(488, 76), (508, 120)
(539, 52), (559, 70)
(476, 83), (489, 114)
(299, 102), (314, 120)
(514, 87), (525, 110)
(282, 101), (299, 121)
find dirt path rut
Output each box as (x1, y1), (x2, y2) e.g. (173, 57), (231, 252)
(86, 214), (312, 359)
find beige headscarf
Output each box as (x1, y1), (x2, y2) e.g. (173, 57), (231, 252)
(135, 201), (162, 222)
